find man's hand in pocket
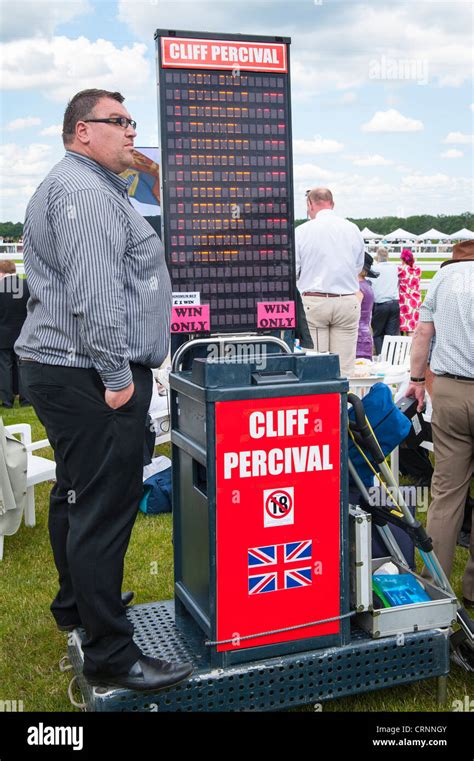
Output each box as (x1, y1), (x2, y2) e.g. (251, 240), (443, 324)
(105, 382), (135, 410)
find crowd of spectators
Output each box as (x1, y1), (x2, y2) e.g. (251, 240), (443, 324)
(295, 187), (424, 365)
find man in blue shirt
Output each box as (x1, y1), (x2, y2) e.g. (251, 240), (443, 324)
(368, 247), (400, 355)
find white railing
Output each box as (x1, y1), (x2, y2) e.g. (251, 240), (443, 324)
(366, 242), (452, 259)
(418, 262), (441, 270)
(0, 243), (23, 254)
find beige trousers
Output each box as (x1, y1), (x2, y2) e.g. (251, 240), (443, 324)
(302, 294), (361, 377)
(423, 376), (474, 600)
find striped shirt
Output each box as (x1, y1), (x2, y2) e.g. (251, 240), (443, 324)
(15, 151), (172, 390)
(419, 262), (474, 378)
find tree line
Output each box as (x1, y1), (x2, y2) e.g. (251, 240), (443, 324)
(296, 211), (474, 235)
(0, 222), (24, 240)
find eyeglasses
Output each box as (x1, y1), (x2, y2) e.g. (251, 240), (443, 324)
(84, 117), (137, 130)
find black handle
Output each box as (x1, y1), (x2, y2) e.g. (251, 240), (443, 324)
(347, 393), (385, 465)
(251, 370), (299, 385)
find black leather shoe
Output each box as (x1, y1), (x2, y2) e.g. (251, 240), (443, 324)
(121, 591), (134, 606)
(56, 591), (135, 632)
(83, 654), (193, 691)
(462, 597), (474, 609)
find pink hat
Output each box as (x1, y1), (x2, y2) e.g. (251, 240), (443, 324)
(401, 248), (414, 266)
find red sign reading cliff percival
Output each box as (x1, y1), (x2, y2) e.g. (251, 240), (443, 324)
(161, 37), (288, 73)
(214, 393), (341, 652)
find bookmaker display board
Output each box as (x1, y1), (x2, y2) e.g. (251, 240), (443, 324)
(155, 30), (296, 333)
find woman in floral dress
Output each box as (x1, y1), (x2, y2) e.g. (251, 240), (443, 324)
(398, 248), (421, 333)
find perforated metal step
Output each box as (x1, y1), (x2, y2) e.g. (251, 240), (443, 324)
(67, 600), (449, 712)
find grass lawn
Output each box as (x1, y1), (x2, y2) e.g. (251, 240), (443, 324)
(0, 402), (472, 713)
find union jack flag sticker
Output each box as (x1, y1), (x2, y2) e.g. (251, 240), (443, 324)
(248, 540), (312, 595)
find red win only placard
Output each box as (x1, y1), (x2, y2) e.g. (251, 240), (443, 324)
(161, 37), (287, 73)
(170, 304), (210, 333)
(215, 394), (341, 652)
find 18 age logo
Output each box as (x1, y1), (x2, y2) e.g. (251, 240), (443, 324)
(263, 487), (294, 527)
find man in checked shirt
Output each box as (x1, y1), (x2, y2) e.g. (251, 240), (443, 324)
(16, 89), (192, 691)
(406, 239), (474, 611)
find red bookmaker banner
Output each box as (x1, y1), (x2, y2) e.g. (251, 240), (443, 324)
(215, 393), (341, 651)
(161, 37), (288, 73)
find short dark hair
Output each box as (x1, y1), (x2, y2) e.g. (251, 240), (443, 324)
(62, 89), (125, 146)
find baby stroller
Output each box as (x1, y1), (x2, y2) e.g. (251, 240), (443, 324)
(347, 388), (474, 673)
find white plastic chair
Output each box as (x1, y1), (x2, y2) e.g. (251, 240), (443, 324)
(148, 378), (171, 447)
(150, 408), (171, 446)
(420, 408), (434, 453)
(0, 424), (56, 560)
(380, 335), (412, 368)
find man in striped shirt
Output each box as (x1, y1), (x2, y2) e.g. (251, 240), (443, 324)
(16, 89), (192, 691)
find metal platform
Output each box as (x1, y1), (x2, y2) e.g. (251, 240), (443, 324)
(67, 601), (450, 712)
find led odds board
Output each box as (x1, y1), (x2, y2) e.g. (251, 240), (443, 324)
(155, 30), (296, 334)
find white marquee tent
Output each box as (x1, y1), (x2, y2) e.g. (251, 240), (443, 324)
(449, 228), (474, 240)
(359, 226), (473, 243)
(417, 228), (451, 241)
(360, 227), (381, 240)
(383, 228), (417, 241)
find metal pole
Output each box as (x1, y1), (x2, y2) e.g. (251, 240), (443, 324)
(171, 334), (292, 372)
(436, 675), (448, 707)
(347, 459), (408, 567)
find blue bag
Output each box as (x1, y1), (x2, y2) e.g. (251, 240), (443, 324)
(348, 382), (411, 488)
(139, 467), (172, 515)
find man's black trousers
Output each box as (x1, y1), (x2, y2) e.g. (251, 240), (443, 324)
(20, 360), (153, 675)
(0, 348), (29, 405)
(371, 299), (400, 355)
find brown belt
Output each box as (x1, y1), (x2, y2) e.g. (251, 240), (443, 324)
(303, 291), (355, 298)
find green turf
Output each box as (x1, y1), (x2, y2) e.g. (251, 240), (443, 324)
(0, 402), (472, 712)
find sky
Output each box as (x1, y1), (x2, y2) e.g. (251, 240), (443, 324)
(0, 0), (473, 223)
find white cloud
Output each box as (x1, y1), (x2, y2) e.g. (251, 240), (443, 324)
(1, 0), (93, 41)
(471, 104), (474, 112)
(5, 116), (41, 131)
(0, 142), (53, 177)
(0, 142), (63, 221)
(117, 0), (473, 93)
(443, 131), (474, 145)
(362, 109), (424, 133)
(292, 164), (473, 220)
(401, 173), (452, 191)
(293, 170), (398, 219)
(293, 136), (344, 155)
(0, 36), (151, 102)
(290, 58), (363, 102)
(440, 149), (464, 159)
(351, 154), (394, 167)
(395, 173), (473, 215)
(40, 124), (62, 136)
(438, 73), (465, 87)
(293, 163), (339, 184)
(340, 92), (357, 105)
